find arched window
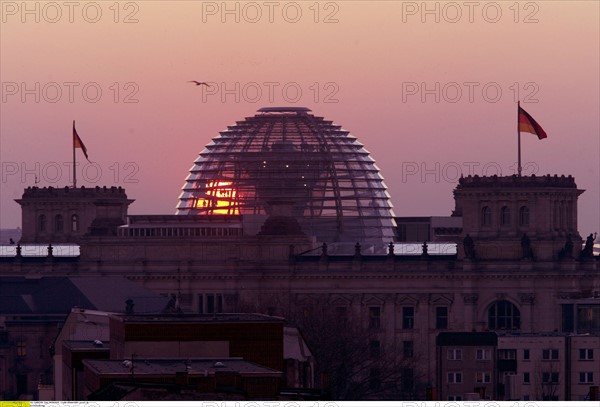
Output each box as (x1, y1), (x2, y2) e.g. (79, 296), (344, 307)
(71, 214), (79, 232)
(519, 206), (530, 226)
(38, 215), (47, 233)
(500, 206), (511, 226)
(481, 207), (491, 226)
(55, 215), (64, 233)
(488, 300), (520, 330)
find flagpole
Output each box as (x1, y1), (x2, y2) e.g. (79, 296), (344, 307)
(73, 120), (77, 188)
(517, 101), (522, 177)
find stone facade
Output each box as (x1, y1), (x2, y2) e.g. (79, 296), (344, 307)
(2, 175), (599, 400)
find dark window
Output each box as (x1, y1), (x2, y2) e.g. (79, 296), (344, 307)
(38, 214), (47, 232)
(579, 349), (594, 360)
(579, 372), (593, 383)
(488, 300), (520, 330)
(17, 340), (26, 357)
(402, 306), (415, 329)
(71, 214), (79, 232)
(436, 306), (448, 329)
(562, 304), (574, 333)
(477, 349), (492, 360)
(498, 349), (516, 360)
(447, 349), (462, 360)
(542, 372), (559, 384)
(369, 340), (381, 358)
(542, 349), (559, 360)
(55, 214), (64, 232)
(476, 372), (491, 383)
(205, 294), (223, 314)
(523, 372), (530, 383)
(500, 206), (511, 226)
(369, 306), (381, 329)
(403, 340), (414, 358)
(481, 206), (491, 226)
(519, 206), (530, 226)
(198, 294), (203, 313)
(447, 372), (462, 383)
(523, 349), (530, 360)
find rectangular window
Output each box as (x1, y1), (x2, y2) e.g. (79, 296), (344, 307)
(16, 340), (26, 357)
(579, 372), (593, 383)
(402, 306), (415, 329)
(523, 372), (530, 383)
(579, 348), (594, 360)
(447, 349), (462, 360)
(577, 304), (600, 333)
(447, 372), (462, 384)
(436, 306), (448, 329)
(207, 294), (215, 313)
(476, 348), (491, 360)
(542, 372), (559, 384)
(203, 293), (223, 314)
(498, 349), (516, 360)
(403, 340), (414, 358)
(542, 349), (559, 360)
(369, 307), (381, 329)
(369, 340), (381, 358)
(523, 349), (530, 360)
(476, 372), (491, 383)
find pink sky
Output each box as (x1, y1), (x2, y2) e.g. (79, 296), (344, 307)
(1, 1), (599, 235)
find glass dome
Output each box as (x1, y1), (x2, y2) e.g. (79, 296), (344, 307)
(177, 107), (396, 244)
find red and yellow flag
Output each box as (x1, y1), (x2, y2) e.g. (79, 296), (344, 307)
(73, 120), (90, 161)
(518, 104), (547, 140)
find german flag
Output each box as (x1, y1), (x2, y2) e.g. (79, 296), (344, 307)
(518, 103), (547, 140)
(73, 120), (90, 161)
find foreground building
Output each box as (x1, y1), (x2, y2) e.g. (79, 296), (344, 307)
(1, 107), (599, 400)
(55, 309), (313, 400)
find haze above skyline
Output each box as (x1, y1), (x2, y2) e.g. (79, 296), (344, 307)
(1, 1), (598, 235)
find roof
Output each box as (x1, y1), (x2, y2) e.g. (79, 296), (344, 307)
(436, 332), (498, 346)
(112, 313), (284, 324)
(63, 340), (110, 351)
(258, 107), (311, 113)
(0, 277), (169, 315)
(84, 357), (282, 377)
(284, 326), (312, 361)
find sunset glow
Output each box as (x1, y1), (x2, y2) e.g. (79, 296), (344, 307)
(194, 181), (239, 215)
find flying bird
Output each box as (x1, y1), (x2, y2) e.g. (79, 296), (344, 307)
(188, 81), (213, 88)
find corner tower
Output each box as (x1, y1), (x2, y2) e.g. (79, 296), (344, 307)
(15, 186), (134, 244)
(453, 174), (584, 261)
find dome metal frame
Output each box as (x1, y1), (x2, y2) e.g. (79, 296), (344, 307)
(177, 108), (396, 244)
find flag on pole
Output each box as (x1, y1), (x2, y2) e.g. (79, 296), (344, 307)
(72, 120), (90, 161)
(518, 104), (547, 140)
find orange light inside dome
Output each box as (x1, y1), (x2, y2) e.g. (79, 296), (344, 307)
(196, 181), (239, 215)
